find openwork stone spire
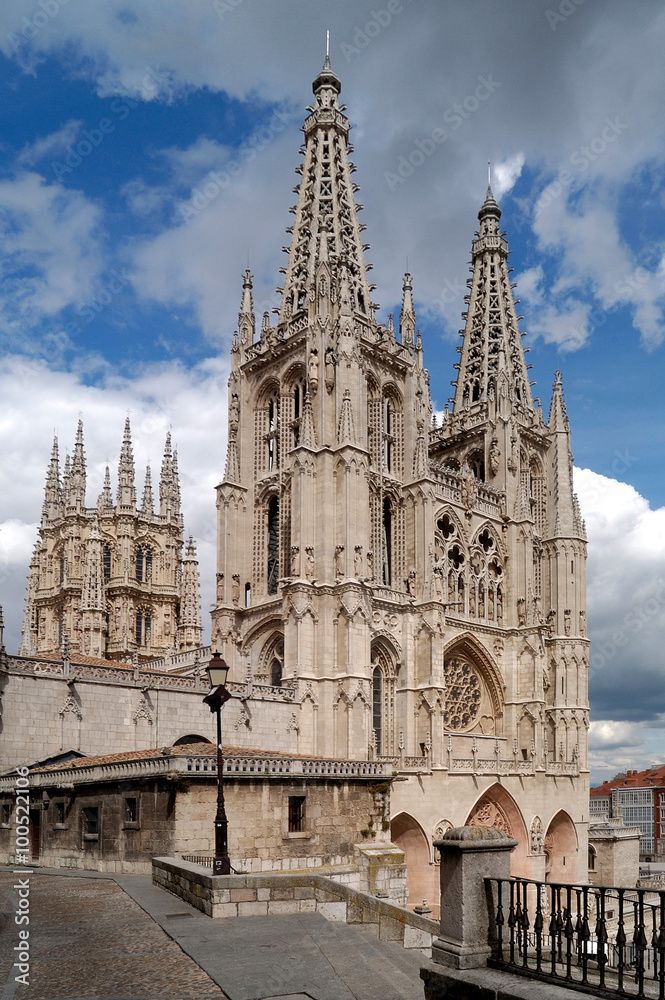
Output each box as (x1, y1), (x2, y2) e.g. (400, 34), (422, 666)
(98, 466), (113, 512)
(453, 187), (533, 415)
(179, 536), (203, 647)
(43, 435), (61, 522)
(277, 54), (374, 328)
(64, 419), (86, 508)
(238, 268), (255, 346)
(117, 417), (136, 508)
(159, 431), (180, 517)
(141, 464), (154, 515)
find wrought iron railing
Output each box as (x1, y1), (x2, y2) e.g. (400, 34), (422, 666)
(487, 876), (665, 998)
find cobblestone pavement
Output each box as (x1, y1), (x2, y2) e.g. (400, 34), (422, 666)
(0, 872), (227, 1000)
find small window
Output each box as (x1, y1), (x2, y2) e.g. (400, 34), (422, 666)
(0, 803), (10, 827)
(288, 796), (306, 833)
(54, 802), (66, 828)
(83, 806), (99, 839)
(124, 797), (139, 828)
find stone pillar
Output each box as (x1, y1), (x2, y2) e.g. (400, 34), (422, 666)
(432, 825), (517, 970)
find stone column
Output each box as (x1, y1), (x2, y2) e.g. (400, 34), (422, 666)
(432, 825), (517, 970)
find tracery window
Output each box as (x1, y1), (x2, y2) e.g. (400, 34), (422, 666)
(444, 657), (482, 731)
(372, 667), (382, 754)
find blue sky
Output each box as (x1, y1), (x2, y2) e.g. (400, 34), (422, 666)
(0, 0), (664, 783)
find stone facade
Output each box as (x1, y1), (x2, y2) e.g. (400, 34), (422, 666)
(19, 419), (202, 661)
(208, 56), (590, 901)
(0, 745), (402, 893)
(0, 54), (591, 910)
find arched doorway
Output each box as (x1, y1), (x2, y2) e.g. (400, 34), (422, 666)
(544, 810), (578, 883)
(465, 783), (529, 876)
(391, 812), (435, 909)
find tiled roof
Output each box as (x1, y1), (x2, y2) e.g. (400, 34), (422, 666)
(590, 764), (665, 794)
(30, 743), (340, 773)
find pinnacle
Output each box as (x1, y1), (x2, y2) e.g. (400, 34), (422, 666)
(479, 184), (501, 219)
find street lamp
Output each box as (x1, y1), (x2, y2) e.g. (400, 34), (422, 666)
(203, 651), (232, 875)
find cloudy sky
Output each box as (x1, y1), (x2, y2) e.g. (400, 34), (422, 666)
(0, 0), (663, 784)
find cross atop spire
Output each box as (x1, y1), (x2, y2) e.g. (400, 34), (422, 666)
(453, 188), (533, 416)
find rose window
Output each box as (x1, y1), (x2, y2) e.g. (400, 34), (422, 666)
(444, 657), (482, 730)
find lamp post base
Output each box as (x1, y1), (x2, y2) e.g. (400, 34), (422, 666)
(212, 856), (231, 876)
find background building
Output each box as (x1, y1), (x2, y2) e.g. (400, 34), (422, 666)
(591, 767), (665, 860)
(19, 419), (202, 662)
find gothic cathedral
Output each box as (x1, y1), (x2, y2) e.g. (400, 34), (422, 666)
(20, 419), (202, 661)
(212, 56), (589, 899)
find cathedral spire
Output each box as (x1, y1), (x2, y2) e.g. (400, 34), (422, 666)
(159, 431), (176, 516)
(453, 187), (533, 416)
(548, 370), (569, 432)
(277, 55), (374, 330)
(141, 464), (154, 515)
(98, 466), (113, 512)
(42, 435), (61, 522)
(117, 417), (136, 508)
(399, 272), (415, 348)
(238, 268), (255, 347)
(179, 536), (203, 649)
(65, 419), (86, 508)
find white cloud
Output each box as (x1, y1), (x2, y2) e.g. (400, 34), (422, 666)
(589, 720), (644, 751)
(0, 172), (104, 342)
(16, 120), (82, 167)
(493, 153), (524, 199)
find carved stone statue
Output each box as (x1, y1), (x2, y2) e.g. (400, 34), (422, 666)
(324, 348), (335, 392)
(530, 816), (544, 854)
(517, 596), (526, 626)
(306, 546), (315, 581)
(354, 545), (362, 578)
(231, 574), (240, 606)
(216, 572), (224, 602)
(291, 545), (300, 577)
(335, 545), (344, 578)
(308, 349), (319, 392)
(564, 608), (571, 636)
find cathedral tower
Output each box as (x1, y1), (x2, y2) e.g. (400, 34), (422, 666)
(20, 420), (202, 661)
(214, 57), (589, 900)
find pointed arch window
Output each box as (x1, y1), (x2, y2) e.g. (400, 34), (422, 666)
(103, 544), (111, 581)
(383, 399), (394, 473)
(136, 608), (152, 647)
(292, 377), (307, 448)
(267, 395), (280, 471)
(270, 640), (284, 687)
(136, 547), (152, 583)
(382, 498), (392, 587)
(372, 667), (382, 754)
(267, 496), (280, 594)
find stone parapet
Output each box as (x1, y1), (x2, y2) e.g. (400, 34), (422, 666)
(152, 856), (436, 954)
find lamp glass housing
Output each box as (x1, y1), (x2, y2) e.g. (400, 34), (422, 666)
(207, 654), (230, 688)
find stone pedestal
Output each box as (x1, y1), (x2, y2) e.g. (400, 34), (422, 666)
(432, 825), (517, 970)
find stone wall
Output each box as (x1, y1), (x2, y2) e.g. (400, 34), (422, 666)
(175, 777), (393, 875)
(152, 858), (433, 952)
(0, 657), (298, 769)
